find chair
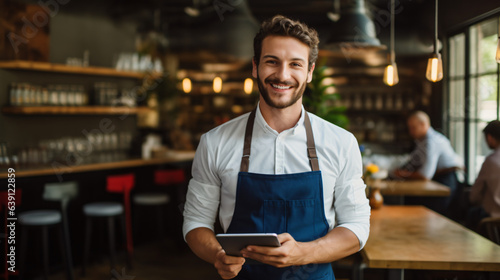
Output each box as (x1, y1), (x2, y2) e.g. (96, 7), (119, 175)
(82, 173), (134, 275)
(132, 169), (185, 239)
(479, 217), (500, 244)
(18, 181), (77, 280)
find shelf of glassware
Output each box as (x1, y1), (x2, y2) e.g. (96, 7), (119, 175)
(0, 60), (160, 79)
(1, 106), (152, 115)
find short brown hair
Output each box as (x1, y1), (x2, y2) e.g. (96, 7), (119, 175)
(484, 120), (500, 140)
(253, 15), (319, 71)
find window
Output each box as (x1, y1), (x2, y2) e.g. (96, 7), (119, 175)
(447, 16), (500, 184)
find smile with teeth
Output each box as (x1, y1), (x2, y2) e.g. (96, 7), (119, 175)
(270, 83), (293, 90)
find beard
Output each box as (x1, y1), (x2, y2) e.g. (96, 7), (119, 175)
(256, 72), (307, 109)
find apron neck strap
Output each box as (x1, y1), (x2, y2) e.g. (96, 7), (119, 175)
(240, 108), (319, 172)
(240, 109), (256, 172)
(304, 111), (320, 171)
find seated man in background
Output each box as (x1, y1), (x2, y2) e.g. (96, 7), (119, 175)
(392, 111), (462, 215)
(468, 120), (500, 228)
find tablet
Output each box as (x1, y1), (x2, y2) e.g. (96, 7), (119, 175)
(216, 233), (281, 257)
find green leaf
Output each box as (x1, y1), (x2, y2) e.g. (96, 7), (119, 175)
(304, 62), (348, 129)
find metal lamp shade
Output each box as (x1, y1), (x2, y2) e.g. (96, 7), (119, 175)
(326, 0), (381, 48)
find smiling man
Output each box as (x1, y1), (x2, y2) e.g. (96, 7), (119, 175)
(183, 15), (370, 279)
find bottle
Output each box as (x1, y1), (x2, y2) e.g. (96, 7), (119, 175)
(49, 85), (58, 105)
(57, 85), (67, 106)
(80, 86), (88, 105)
(35, 86), (43, 105)
(9, 83), (19, 106)
(28, 85), (36, 105)
(42, 87), (49, 105)
(67, 85), (76, 106)
(22, 83), (31, 106)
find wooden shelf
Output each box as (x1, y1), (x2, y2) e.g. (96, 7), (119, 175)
(0, 60), (160, 79)
(1, 106), (152, 115)
(0, 151), (196, 179)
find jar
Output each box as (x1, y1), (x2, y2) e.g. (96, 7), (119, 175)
(9, 83), (19, 106)
(369, 187), (384, 209)
(49, 85), (58, 105)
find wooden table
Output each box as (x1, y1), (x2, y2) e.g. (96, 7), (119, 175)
(362, 205), (500, 279)
(370, 179), (450, 197)
(0, 150), (196, 179)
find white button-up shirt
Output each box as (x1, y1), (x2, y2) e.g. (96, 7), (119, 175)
(183, 105), (370, 249)
(401, 127), (462, 179)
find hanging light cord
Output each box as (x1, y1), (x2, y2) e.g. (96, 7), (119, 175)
(390, 0), (395, 63)
(434, 0), (438, 55)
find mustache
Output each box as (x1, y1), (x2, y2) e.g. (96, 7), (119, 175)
(264, 77), (297, 87)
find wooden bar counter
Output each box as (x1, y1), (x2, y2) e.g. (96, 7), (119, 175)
(362, 205), (500, 276)
(370, 179), (450, 197)
(0, 150), (195, 179)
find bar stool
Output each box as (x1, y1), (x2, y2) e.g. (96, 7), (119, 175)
(0, 189), (22, 280)
(43, 181), (78, 279)
(132, 169), (185, 239)
(82, 173), (134, 275)
(18, 181), (77, 280)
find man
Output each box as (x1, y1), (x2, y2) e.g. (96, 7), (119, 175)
(469, 120), (500, 221)
(393, 111), (462, 214)
(182, 15), (370, 279)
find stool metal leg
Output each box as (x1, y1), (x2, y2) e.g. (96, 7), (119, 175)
(120, 214), (132, 268)
(108, 216), (116, 270)
(42, 226), (50, 280)
(60, 208), (75, 280)
(58, 224), (74, 280)
(82, 217), (92, 276)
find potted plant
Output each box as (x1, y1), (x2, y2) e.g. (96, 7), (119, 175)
(303, 63), (349, 129)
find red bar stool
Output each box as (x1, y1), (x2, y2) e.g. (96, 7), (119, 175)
(0, 189), (22, 280)
(132, 169), (185, 239)
(81, 173), (134, 276)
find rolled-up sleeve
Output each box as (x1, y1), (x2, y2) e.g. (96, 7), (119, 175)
(419, 139), (439, 179)
(182, 134), (221, 240)
(470, 158), (489, 204)
(334, 135), (371, 250)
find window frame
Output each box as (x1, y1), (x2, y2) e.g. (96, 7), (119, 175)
(445, 11), (500, 184)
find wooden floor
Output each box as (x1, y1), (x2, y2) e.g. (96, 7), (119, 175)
(40, 238), (496, 280)
(50, 239), (220, 280)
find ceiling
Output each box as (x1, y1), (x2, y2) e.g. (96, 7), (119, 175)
(117, 0), (436, 69)
(27, 0), (455, 70)
(101, 0), (432, 30)
(59, 0), (436, 48)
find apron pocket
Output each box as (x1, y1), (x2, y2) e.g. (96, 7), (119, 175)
(286, 199), (316, 242)
(263, 200), (285, 234)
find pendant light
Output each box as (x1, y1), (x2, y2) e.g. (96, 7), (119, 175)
(182, 78), (192, 93)
(496, 37), (500, 63)
(213, 76), (222, 93)
(383, 0), (399, 86)
(425, 0), (443, 82)
(496, 19), (500, 63)
(243, 78), (253, 94)
(326, 0), (382, 48)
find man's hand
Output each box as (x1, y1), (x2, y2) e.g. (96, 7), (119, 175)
(214, 249), (246, 279)
(240, 233), (306, 268)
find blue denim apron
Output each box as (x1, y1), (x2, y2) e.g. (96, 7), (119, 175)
(226, 109), (334, 280)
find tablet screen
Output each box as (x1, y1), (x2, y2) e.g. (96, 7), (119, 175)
(216, 233), (281, 257)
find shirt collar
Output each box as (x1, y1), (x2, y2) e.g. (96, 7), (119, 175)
(255, 102), (306, 136)
(427, 127), (436, 136)
(416, 127), (435, 143)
